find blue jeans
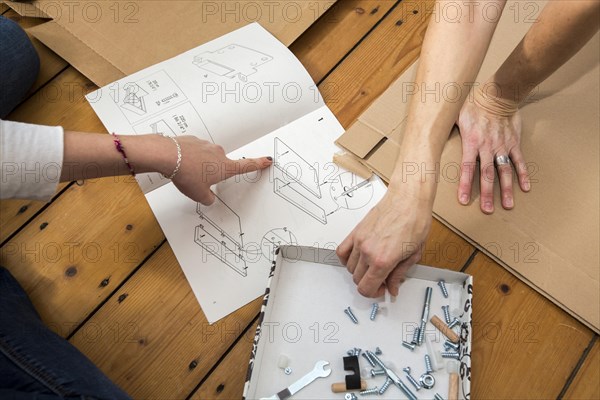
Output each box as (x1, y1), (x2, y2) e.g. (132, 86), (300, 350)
(0, 267), (132, 399)
(0, 15), (40, 118)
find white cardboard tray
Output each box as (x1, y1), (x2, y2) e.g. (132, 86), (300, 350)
(243, 246), (473, 400)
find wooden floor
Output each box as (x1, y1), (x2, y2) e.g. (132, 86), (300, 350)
(1, 1), (599, 398)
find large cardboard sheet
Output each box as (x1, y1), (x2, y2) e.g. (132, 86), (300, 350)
(6, 0), (336, 86)
(336, 1), (600, 331)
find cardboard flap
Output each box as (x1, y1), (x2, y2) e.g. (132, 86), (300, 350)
(6, 1), (50, 18)
(336, 119), (387, 158)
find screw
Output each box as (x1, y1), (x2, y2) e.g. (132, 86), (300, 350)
(411, 327), (420, 345)
(403, 367), (421, 391)
(424, 354), (434, 374)
(402, 341), (416, 351)
(442, 305), (451, 324)
(359, 387), (379, 395)
(375, 347), (382, 355)
(370, 368), (386, 377)
(378, 377), (392, 395)
(354, 348), (362, 357)
(418, 287), (433, 345)
(441, 351), (460, 360)
(369, 303), (379, 321)
(347, 349), (356, 356)
(362, 352), (376, 367)
(444, 340), (460, 351)
(438, 279), (449, 298)
(284, 367), (292, 375)
(434, 394), (444, 400)
(345, 394), (358, 400)
(448, 317), (461, 329)
(345, 307), (358, 324)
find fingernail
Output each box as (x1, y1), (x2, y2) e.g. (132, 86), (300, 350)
(506, 197), (513, 208)
(266, 156), (273, 161)
(460, 194), (469, 204)
(484, 201), (493, 212)
(524, 181), (530, 191)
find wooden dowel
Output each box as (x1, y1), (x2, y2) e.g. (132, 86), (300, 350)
(430, 314), (460, 343)
(331, 380), (367, 393)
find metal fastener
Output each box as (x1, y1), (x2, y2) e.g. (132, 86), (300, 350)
(367, 352), (418, 400)
(361, 352), (376, 367)
(441, 351), (460, 360)
(444, 340), (460, 351)
(345, 307), (359, 324)
(438, 279), (449, 298)
(375, 347), (382, 355)
(418, 287), (433, 345)
(419, 373), (435, 389)
(347, 349), (356, 356)
(359, 387), (379, 395)
(370, 303), (379, 321)
(378, 377), (392, 395)
(411, 327), (420, 345)
(402, 341), (416, 351)
(442, 305), (451, 324)
(345, 394), (358, 400)
(434, 393), (444, 400)
(424, 354), (434, 374)
(448, 317), (460, 329)
(402, 367), (421, 391)
(284, 367), (292, 375)
(370, 368), (386, 377)
(354, 348), (362, 357)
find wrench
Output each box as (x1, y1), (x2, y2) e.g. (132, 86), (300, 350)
(260, 360), (331, 400)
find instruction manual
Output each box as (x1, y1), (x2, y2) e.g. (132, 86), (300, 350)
(87, 23), (387, 324)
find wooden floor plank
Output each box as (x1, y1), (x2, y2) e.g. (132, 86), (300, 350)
(0, 177), (163, 338)
(189, 319), (258, 400)
(290, 0), (399, 83)
(3, 9), (68, 95)
(465, 252), (594, 398)
(69, 243), (263, 398)
(563, 338), (600, 399)
(1, 3), (9, 14)
(321, 0), (434, 128)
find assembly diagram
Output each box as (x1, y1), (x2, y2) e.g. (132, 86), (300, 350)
(193, 44), (273, 82)
(260, 228), (297, 263)
(195, 197), (248, 277)
(272, 138), (375, 225)
(110, 70), (187, 124)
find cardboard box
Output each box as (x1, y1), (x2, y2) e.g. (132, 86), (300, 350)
(6, 0), (336, 86)
(335, 0), (599, 332)
(243, 246), (473, 399)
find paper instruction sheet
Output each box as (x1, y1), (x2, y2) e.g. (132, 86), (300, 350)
(87, 23), (386, 323)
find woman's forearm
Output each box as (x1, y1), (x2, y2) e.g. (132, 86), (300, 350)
(60, 131), (177, 182)
(492, 0), (599, 104)
(389, 0), (507, 204)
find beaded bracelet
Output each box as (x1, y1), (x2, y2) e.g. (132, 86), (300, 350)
(163, 136), (182, 180)
(111, 133), (135, 176)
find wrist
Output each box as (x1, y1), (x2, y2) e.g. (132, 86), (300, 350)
(472, 83), (519, 117)
(123, 134), (175, 176)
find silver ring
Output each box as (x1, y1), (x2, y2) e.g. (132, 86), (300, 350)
(495, 155), (510, 166)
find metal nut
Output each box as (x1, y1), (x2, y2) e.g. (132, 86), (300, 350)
(419, 373), (435, 389)
(284, 367), (292, 375)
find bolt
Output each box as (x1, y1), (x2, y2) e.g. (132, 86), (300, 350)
(347, 349), (356, 356)
(424, 354), (434, 374)
(362, 352), (375, 367)
(441, 351), (460, 360)
(411, 327), (420, 344)
(403, 367), (421, 391)
(345, 307), (358, 324)
(444, 340), (460, 351)
(378, 377), (393, 395)
(354, 348), (362, 357)
(370, 368), (386, 377)
(418, 287), (433, 345)
(434, 394), (444, 400)
(359, 387), (379, 396)
(375, 347), (382, 355)
(438, 279), (449, 298)
(345, 394), (358, 400)
(284, 367), (292, 375)
(442, 305), (451, 324)
(448, 317), (461, 329)
(370, 303), (379, 321)
(402, 341), (416, 351)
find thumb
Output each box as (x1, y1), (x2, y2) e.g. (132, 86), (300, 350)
(223, 156), (273, 180)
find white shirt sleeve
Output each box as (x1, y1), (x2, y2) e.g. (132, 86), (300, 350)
(1, 119), (64, 202)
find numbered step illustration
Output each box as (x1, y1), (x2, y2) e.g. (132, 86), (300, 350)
(193, 44), (273, 82)
(110, 70), (187, 124)
(133, 102), (214, 143)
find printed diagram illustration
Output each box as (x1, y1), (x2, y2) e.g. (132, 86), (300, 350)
(261, 228), (297, 263)
(193, 44), (273, 82)
(110, 70), (187, 124)
(329, 172), (374, 210)
(195, 197), (247, 277)
(134, 102), (215, 143)
(273, 138), (327, 224)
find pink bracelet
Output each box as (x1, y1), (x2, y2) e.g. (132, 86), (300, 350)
(112, 133), (135, 176)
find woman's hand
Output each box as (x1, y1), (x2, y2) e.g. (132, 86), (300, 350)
(167, 136), (272, 204)
(456, 91), (530, 214)
(336, 188), (432, 297)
